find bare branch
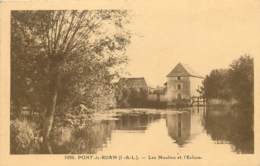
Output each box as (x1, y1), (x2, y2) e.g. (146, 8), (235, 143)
(53, 11), (66, 54)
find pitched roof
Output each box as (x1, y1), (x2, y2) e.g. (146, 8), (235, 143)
(167, 63), (204, 78)
(118, 77), (148, 88)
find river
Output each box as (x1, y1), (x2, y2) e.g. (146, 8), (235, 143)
(50, 106), (254, 155)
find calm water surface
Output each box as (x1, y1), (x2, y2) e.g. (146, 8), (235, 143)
(51, 107), (253, 155)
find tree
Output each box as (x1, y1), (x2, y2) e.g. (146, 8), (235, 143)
(139, 88), (148, 107)
(229, 55), (253, 107)
(203, 69), (231, 100)
(128, 88), (139, 107)
(202, 55), (254, 108)
(11, 10), (131, 153)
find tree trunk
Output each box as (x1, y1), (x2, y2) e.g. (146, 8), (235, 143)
(41, 89), (57, 153)
(41, 63), (60, 154)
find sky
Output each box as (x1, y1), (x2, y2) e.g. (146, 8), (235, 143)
(123, 0), (260, 87)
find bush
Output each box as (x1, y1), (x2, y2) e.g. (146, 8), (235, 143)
(10, 119), (35, 154)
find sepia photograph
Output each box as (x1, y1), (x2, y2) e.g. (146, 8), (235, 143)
(0, 0), (260, 166)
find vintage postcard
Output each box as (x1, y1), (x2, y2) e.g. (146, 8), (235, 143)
(0, 0), (260, 166)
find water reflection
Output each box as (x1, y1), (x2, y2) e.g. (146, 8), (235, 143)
(51, 120), (116, 154)
(166, 112), (191, 146)
(115, 113), (161, 131)
(50, 107), (253, 154)
(203, 107), (254, 154)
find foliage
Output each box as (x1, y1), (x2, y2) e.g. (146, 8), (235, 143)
(115, 85), (129, 107)
(137, 88), (148, 106)
(203, 69), (231, 100)
(11, 10), (131, 113)
(116, 87), (148, 108)
(11, 10), (131, 153)
(229, 55), (254, 107)
(10, 119), (38, 154)
(128, 88), (140, 106)
(202, 55), (253, 107)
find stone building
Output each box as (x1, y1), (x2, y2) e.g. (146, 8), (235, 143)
(118, 77), (148, 91)
(166, 63), (204, 103)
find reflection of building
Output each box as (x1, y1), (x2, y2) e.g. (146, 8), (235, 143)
(166, 63), (203, 102)
(166, 112), (191, 146)
(115, 113), (161, 131)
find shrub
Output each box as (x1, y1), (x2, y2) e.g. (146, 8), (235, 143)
(10, 119), (35, 154)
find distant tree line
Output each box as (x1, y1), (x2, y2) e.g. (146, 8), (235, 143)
(202, 55), (253, 108)
(116, 87), (148, 107)
(116, 87), (169, 108)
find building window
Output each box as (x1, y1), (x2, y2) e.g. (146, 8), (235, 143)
(177, 84), (181, 90)
(177, 76), (181, 80)
(177, 93), (182, 99)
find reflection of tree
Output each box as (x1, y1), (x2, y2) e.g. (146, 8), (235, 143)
(51, 120), (116, 154)
(50, 113), (161, 154)
(166, 112), (191, 147)
(115, 113), (161, 131)
(203, 108), (254, 154)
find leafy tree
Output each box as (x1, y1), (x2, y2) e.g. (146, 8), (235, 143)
(128, 88), (139, 107)
(126, 88), (148, 107)
(203, 69), (231, 100)
(115, 87), (130, 107)
(202, 55), (254, 108)
(229, 55), (253, 107)
(11, 10), (131, 153)
(139, 88), (148, 106)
